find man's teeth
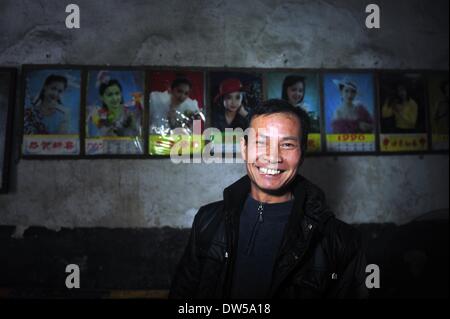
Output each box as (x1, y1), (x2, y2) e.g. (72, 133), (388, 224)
(258, 167), (281, 175)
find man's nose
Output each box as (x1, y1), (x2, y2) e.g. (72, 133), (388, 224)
(264, 143), (281, 164)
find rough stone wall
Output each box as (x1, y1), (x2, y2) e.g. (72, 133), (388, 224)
(0, 0), (448, 232)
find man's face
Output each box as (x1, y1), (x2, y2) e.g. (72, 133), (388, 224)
(170, 84), (191, 106)
(241, 112), (302, 196)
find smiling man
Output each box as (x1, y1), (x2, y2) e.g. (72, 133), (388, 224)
(169, 99), (368, 299)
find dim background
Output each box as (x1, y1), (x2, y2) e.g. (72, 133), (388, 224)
(0, 0), (448, 298)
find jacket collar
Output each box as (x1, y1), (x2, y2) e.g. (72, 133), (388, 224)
(223, 175), (251, 214)
(223, 174), (334, 229)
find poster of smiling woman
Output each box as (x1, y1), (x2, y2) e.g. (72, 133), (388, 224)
(266, 72), (322, 152)
(22, 68), (81, 155)
(323, 72), (376, 152)
(85, 69), (144, 155)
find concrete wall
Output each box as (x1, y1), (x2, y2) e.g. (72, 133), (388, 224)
(0, 0), (448, 233)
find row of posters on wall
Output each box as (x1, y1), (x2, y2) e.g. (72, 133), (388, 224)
(18, 67), (449, 156)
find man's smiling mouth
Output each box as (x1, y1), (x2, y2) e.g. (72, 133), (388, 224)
(256, 166), (285, 175)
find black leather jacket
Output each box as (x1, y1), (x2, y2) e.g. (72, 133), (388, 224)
(169, 175), (368, 299)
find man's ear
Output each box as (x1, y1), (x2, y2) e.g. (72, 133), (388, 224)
(240, 136), (247, 162)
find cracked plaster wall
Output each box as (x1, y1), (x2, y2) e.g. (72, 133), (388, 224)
(0, 0), (448, 232)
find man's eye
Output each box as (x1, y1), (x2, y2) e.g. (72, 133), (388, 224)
(282, 143), (296, 148)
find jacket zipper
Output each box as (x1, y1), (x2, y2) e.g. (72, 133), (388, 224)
(245, 202), (264, 255)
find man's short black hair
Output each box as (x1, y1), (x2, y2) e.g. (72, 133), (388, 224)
(249, 98), (310, 157)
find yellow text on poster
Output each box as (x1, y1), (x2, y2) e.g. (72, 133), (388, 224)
(327, 134), (375, 143)
(380, 134), (428, 152)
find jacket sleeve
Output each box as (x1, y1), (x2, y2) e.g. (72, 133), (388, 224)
(335, 232), (369, 299)
(168, 210), (202, 299)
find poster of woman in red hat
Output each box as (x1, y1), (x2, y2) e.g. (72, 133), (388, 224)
(210, 72), (263, 133)
(207, 71), (262, 156)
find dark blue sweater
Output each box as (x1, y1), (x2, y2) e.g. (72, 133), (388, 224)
(231, 194), (294, 299)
